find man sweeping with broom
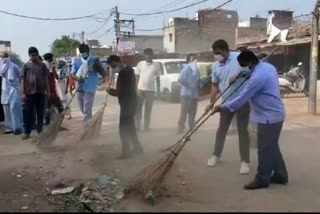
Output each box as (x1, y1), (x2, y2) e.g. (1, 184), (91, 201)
(214, 51), (288, 190)
(106, 55), (144, 160)
(71, 44), (106, 126)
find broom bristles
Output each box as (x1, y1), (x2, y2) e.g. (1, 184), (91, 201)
(32, 112), (65, 145)
(79, 105), (106, 142)
(126, 141), (184, 200)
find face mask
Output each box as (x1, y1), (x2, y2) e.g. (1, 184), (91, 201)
(240, 66), (252, 76)
(214, 54), (224, 62)
(81, 52), (89, 59)
(112, 66), (121, 74)
(0, 57), (10, 64)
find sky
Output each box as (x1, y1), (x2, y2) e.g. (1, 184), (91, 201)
(0, 0), (316, 61)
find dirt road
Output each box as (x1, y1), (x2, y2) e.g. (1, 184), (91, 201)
(0, 92), (320, 212)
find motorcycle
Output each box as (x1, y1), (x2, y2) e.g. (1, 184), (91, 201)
(278, 62), (308, 98)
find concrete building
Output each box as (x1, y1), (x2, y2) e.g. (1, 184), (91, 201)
(134, 35), (163, 54)
(238, 17), (268, 44)
(0, 41), (11, 53)
(164, 9), (239, 54)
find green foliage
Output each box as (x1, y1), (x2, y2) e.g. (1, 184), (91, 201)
(51, 35), (80, 57)
(10, 52), (24, 67)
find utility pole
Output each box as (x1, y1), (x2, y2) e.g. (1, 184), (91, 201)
(309, 0), (320, 115)
(80, 31), (85, 44)
(113, 6), (135, 55)
(114, 6), (121, 54)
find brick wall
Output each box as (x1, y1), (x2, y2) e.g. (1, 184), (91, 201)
(164, 9), (239, 54)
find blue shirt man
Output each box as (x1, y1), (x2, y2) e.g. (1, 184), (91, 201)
(71, 44), (106, 125)
(216, 51), (288, 190)
(212, 52), (247, 101)
(207, 40), (250, 174)
(180, 61), (201, 99)
(222, 62), (285, 124)
(72, 55), (100, 94)
(177, 55), (200, 133)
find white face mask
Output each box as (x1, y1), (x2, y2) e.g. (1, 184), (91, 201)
(214, 54), (224, 62)
(240, 66), (252, 76)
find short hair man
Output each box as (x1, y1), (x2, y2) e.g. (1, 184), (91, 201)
(21, 47), (51, 140)
(106, 55), (143, 159)
(214, 51), (288, 190)
(177, 54), (201, 134)
(71, 44), (106, 126)
(43, 53), (64, 125)
(135, 48), (161, 131)
(207, 39), (251, 175)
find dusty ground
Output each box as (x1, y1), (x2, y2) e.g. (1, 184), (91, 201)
(0, 91), (320, 212)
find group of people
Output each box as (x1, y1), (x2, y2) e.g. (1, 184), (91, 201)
(0, 39), (288, 190)
(0, 47), (74, 140)
(105, 40), (287, 190)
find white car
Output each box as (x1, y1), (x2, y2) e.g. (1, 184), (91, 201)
(153, 59), (187, 102)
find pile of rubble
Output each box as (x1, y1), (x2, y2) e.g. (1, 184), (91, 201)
(51, 176), (124, 212)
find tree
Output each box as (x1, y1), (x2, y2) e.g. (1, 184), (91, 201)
(11, 53), (24, 67)
(51, 35), (80, 58)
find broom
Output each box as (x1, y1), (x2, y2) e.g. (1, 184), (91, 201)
(78, 66), (113, 141)
(32, 61), (96, 146)
(126, 72), (251, 201)
(160, 71), (247, 153)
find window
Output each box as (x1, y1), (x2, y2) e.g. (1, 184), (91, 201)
(164, 61), (187, 74)
(169, 33), (173, 42)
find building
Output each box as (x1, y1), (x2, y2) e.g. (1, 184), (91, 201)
(164, 9), (239, 54)
(237, 17), (268, 44)
(236, 10), (314, 86)
(0, 41), (11, 53)
(134, 35), (163, 54)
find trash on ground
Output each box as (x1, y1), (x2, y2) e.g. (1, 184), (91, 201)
(51, 186), (75, 195)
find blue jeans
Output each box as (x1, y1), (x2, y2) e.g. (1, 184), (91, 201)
(255, 121), (288, 185)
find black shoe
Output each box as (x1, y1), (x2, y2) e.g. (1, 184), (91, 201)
(244, 180), (269, 190)
(3, 130), (13, 135)
(271, 174), (288, 185)
(14, 130), (22, 135)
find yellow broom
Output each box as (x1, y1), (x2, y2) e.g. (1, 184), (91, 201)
(78, 66), (113, 142)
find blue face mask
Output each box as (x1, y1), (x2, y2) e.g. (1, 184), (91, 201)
(81, 52), (89, 59)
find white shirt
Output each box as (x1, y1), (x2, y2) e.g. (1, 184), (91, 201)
(136, 61), (161, 91)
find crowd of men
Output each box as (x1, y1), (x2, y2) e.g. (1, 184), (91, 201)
(0, 39), (288, 190)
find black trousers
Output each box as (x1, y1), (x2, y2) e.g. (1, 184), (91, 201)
(213, 103), (250, 163)
(119, 106), (143, 155)
(255, 121), (288, 185)
(24, 94), (46, 135)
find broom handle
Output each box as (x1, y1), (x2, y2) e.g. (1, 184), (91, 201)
(64, 62), (95, 111)
(161, 71), (246, 153)
(171, 73), (252, 154)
